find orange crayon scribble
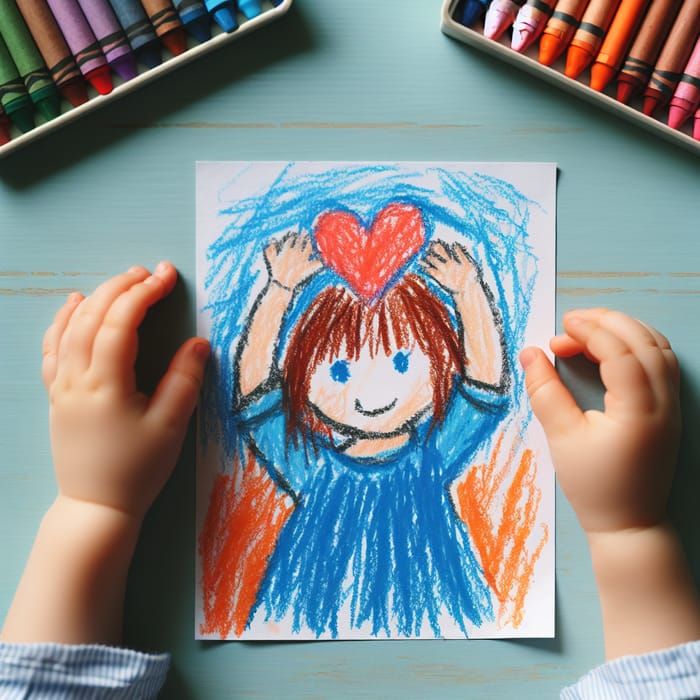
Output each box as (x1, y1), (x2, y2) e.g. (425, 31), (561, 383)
(199, 452), (293, 638)
(456, 432), (549, 629)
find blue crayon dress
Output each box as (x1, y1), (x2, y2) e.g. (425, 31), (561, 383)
(234, 380), (509, 638)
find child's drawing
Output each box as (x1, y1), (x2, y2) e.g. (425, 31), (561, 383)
(195, 162), (556, 640)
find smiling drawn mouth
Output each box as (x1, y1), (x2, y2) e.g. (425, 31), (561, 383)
(354, 398), (397, 416)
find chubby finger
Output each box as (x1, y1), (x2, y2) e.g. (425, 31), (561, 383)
(520, 346), (584, 438)
(90, 262), (178, 385)
(560, 311), (662, 413)
(42, 292), (84, 389)
(148, 337), (210, 434)
(58, 266), (151, 374)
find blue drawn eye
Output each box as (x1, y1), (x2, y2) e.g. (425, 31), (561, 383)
(393, 351), (409, 374)
(330, 359), (350, 383)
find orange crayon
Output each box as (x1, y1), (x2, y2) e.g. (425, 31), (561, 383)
(616, 0), (682, 103)
(589, 0), (650, 91)
(539, 0), (591, 65)
(642, 0), (700, 115)
(566, 0), (622, 77)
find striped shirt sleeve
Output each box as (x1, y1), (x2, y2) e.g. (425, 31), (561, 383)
(0, 642), (170, 699)
(561, 640), (700, 700)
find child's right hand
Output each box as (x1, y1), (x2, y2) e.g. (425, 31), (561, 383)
(520, 308), (681, 536)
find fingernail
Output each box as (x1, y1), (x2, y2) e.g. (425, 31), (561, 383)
(67, 292), (81, 304)
(519, 347), (537, 369)
(194, 340), (210, 359)
(154, 261), (170, 275)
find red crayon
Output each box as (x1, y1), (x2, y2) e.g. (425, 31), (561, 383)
(616, 0), (682, 103)
(642, 0), (700, 115)
(140, 0), (188, 56)
(668, 35), (700, 128)
(589, 0), (650, 92)
(539, 0), (591, 66)
(0, 105), (10, 145)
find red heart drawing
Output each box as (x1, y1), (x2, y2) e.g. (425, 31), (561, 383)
(314, 203), (425, 300)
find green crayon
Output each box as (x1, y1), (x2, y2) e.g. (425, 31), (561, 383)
(0, 0), (61, 121)
(0, 33), (34, 133)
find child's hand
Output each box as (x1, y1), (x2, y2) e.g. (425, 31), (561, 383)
(421, 241), (480, 294)
(42, 262), (210, 523)
(520, 308), (680, 535)
(264, 233), (321, 292)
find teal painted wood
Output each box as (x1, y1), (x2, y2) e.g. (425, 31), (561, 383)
(0, 1), (698, 697)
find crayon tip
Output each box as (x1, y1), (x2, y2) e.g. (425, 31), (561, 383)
(60, 79), (89, 107)
(589, 63), (615, 92)
(461, 0), (486, 27)
(615, 79), (636, 104)
(136, 44), (163, 69)
(238, 0), (262, 18)
(111, 55), (139, 82)
(511, 25), (536, 52)
(642, 92), (661, 116)
(0, 116), (11, 146)
(211, 6), (238, 32)
(483, 3), (516, 40)
(565, 45), (593, 79)
(667, 103), (690, 130)
(538, 34), (565, 66)
(7, 103), (35, 133)
(86, 66), (114, 95)
(35, 95), (62, 122)
(185, 17), (212, 43)
(162, 28), (189, 56)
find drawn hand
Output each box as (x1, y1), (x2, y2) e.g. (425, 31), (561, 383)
(520, 309), (680, 535)
(420, 241), (480, 294)
(42, 262), (210, 522)
(264, 233), (322, 291)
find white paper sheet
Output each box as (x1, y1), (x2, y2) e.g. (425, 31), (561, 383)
(195, 161), (556, 640)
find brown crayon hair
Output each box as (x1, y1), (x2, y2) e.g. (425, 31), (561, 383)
(282, 273), (465, 441)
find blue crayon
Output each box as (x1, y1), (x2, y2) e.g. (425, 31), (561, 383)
(173, 0), (211, 42)
(238, 0), (262, 18)
(203, 0), (237, 32)
(108, 0), (162, 68)
(461, 0), (488, 25)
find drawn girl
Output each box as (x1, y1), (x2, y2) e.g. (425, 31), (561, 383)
(233, 224), (510, 638)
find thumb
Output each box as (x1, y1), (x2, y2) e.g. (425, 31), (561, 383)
(149, 337), (210, 433)
(520, 346), (583, 440)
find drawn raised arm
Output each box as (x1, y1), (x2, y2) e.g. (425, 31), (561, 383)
(421, 241), (504, 387)
(237, 233), (321, 398)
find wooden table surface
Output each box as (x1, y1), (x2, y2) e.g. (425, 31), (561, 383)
(1, 1), (698, 697)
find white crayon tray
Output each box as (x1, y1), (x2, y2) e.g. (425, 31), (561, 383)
(0, 0), (293, 159)
(440, 0), (700, 157)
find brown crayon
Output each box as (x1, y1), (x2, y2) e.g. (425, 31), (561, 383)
(16, 0), (88, 107)
(140, 0), (188, 56)
(539, 0), (591, 65)
(566, 0), (622, 77)
(589, 0), (650, 91)
(642, 0), (700, 114)
(616, 0), (683, 102)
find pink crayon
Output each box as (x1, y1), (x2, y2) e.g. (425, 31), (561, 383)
(668, 36), (700, 130)
(694, 107), (700, 139)
(76, 0), (137, 82)
(512, 0), (558, 52)
(484, 0), (527, 40)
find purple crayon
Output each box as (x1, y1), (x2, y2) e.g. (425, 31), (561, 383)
(45, 0), (114, 94)
(76, 0), (137, 82)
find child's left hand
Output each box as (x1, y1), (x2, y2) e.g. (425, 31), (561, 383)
(42, 262), (209, 522)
